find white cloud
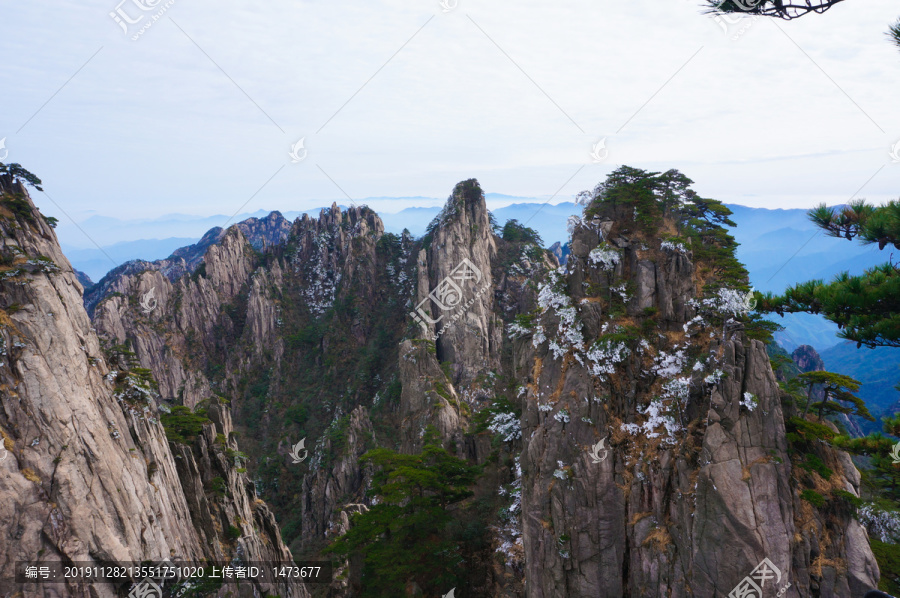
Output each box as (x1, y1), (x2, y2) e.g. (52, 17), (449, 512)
(0, 0), (898, 231)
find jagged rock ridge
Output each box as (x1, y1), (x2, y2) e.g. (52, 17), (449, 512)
(79, 174), (881, 597)
(510, 189), (878, 597)
(83, 211), (293, 316)
(0, 177), (306, 597)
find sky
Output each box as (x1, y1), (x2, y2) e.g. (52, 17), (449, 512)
(2, 0), (900, 250)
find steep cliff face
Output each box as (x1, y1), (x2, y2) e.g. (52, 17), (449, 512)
(84, 211), (292, 316)
(0, 178), (305, 597)
(511, 199), (878, 597)
(90, 202), (408, 566)
(416, 180), (501, 387)
(92, 227), (259, 409)
(793, 344), (825, 373)
(79, 173), (880, 597)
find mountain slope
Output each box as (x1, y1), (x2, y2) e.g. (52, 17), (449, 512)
(83, 210), (293, 316)
(81, 171), (882, 596)
(0, 176), (305, 597)
(821, 342), (900, 417)
(63, 237), (200, 282)
(513, 185), (877, 597)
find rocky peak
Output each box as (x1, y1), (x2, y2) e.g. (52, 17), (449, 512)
(548, 241), (569, 265)
(294, 203), (384, 240)
(83, 210), (293, 315)
(792, 344), (825, 373)
(205, 227), (255, 300)
(508, 180), (878, 597)
(416, 179), (500, 386)
(0, 184), (306, 597)
(286, 203), (386, 318)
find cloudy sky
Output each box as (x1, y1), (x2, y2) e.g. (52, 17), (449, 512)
(2, 0), (899, 245)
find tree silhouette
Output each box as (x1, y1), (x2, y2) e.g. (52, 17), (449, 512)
(796, 370), (873, 421)
(704, 0), (899, 55)
(758, 200), (900, 348)
(0, 162), (43, 192)
(705, 0), (846, 20)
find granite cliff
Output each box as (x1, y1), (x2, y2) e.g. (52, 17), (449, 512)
(0, 175), (306, 597)
(4, 168), (881, 596)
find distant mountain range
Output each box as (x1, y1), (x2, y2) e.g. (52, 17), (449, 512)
(62, 198), (899, 421)
(63, 237), (200, 282)
(821, 342), (900, 424)
(63, 199), (890, 351)
(61, 198), (578, 281)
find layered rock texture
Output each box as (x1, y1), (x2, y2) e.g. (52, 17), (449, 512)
(512, 213), (878, 596)
(4, 169), (881, 597)
(84, 211), (292, 316)
(0, 177), (305, 597)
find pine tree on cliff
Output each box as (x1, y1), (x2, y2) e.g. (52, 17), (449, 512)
(0, 163), (57, 228)
(324, 427), (480, 596)
(703, 0), (900, 55)
(758, 200), (900, 348)
(833, 411), (900, 502)
(578, 166), (779, 342)
(795, 370), (873, 422)
(0, 162), (43, 191)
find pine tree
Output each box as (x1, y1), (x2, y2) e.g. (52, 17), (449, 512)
(325, 431), (481, 596)
(500, 219), (543, 245)
(703, 1), (899, 56)
(0, 162), (43, 192)
(834, 413), (900, 503)
(759, 200), (900, 348)
(796, 370), (873, 422)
